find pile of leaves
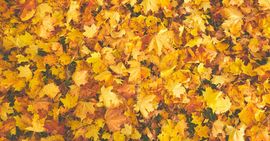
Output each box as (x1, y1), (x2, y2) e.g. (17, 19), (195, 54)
(0, 0), (270, 140)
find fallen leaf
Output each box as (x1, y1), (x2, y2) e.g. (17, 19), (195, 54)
(105, 107), (127, 132)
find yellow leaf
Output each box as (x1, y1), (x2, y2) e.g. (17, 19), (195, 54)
(221, 7), (243, 38)
(121, 124), (132, 136)
(159, 51), (179, 70)
(104, 11), (120, 28)
(39, 83), (60, 99)
(110, 62), (128, 76)
(238, 103), (258, 126)
(74, 102), (95, 121)
(86, 52), (101, 63)
(41, 135), (64, 141)
(36, 3), (53, 19)
(16, 55), (29, 63)
(94, 71), (112, 82)
(131, 128), (142, 139)
(259, 0), (270, 10)
(0, 103), (13, 121)
(212, 120), (225, 137)
(85, 125), (100, 141)
(215, 42), (229, 52)
(113, 131), (125, 141)
(83, 24), (98, 38)
(229, 58), (243, 75)
(127, 61), (141, 82)
(211, 74), (234, 86)
(198, 63), (212, 80)
(248, 38), (259, 53)
(185, 37), (203, 48)
(134, 93), (157, 118)
(203, 87), (231, 114)
(100, 86), (122, 108)
(141, 0), (159, 13)
(66, 1), (80, 23)
(195, 125), (210, 138)
(102, 132), (111, 140)
(226, 125), (246, 141)
(26, 114), (45, 132)
(38, 15), (55, 39)
(160, 65), (176, 78)
(60, 92), (78, 109)
(72, 70), (88, 86)
(15, 32), (34, 48)
(17, 65), (32, 81)
(172, 83), (186, 98)
(148, 28), (175, 56)
(214, 96), (231, 114)
(228, 0), (244, 6)
(158, 119), (186, 141)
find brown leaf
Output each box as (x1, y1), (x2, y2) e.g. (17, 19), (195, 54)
(105, 107), (127, 132)
(116, 84), (136, 98)
(79, 80), (99, 99)
(0, 119), (15, 137)
(44, 120), (65, 134)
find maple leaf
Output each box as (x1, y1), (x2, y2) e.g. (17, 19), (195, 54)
(39, 83), (60, 99)
(0, 119), (16, 137)
(226, 0), (244, 6)
(60, 92), (79, 109)
(17, 65), (32, 81)
(110, 62), (128, 76)
(99, 86), (122, 108)
(116, 84), (136, 98)
(35, 3), (52, 19)
(212, 120), (225, 137)
(72, 70), (88, 86)
(226, 125), (246, 141)
(258, 0), (270, 10)
(83, 24), (98, 38)
(20, 0), (36, 21)
(0, 102), (13, 121)
(134, 93), (157, 118)
(74, 102), (95, 121)
(195, 125), (210, 138)
(211, 73), (235, 86)
(158, 119), (186, 141)
(160, 65), (176, 78)
(141, 0), (159, 14)
(148, 28), (175, 56)
(221, 7), (243, 38)
(38, 15), (55, 39)
(41, 135), (64, 141)
(113, 131), (126, 141)
(85, 125), (100, 141)
(172, 83), (186, 98)
(105, 107), (127, 132)
(66, 1), (80, 23)
(26, 114), (46, 132)
(127, 61), (141, 82)
(94, 70), (112, 82)
(197, 63), (212, 80)
(15, 32), (34, 48)
(203, 87), (231, 114)
(85, 119), (105, 140)
(238, 103), (258, 126)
